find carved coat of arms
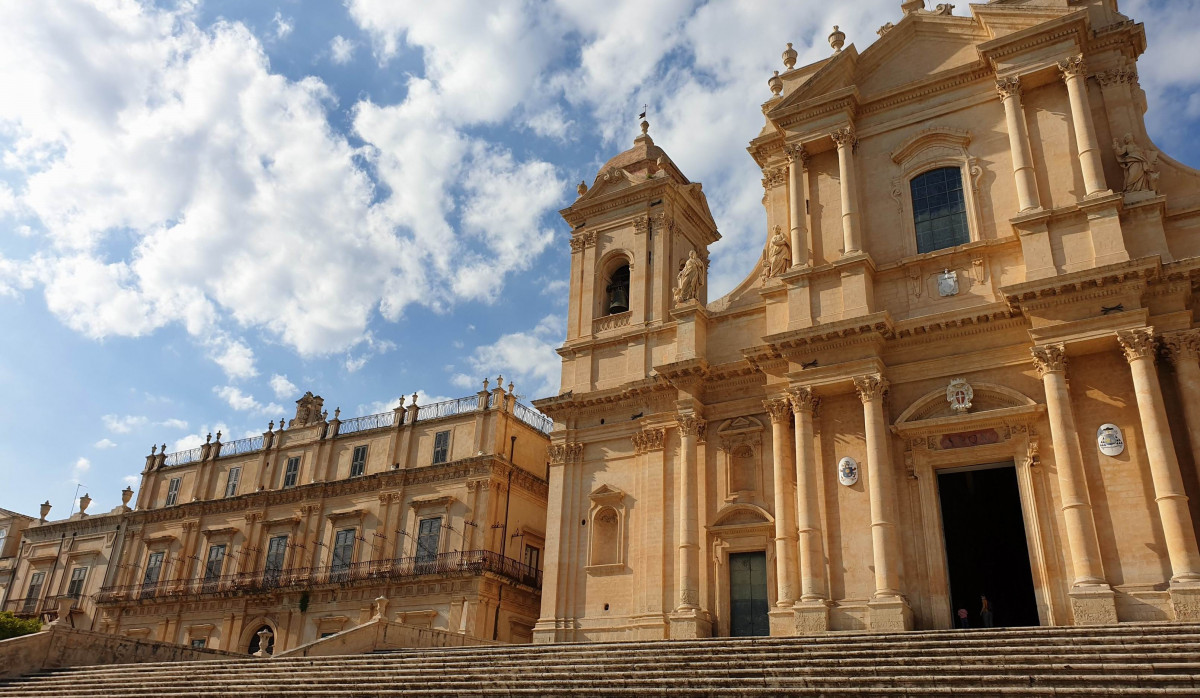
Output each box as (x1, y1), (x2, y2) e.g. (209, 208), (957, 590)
(946, 378), (974, 413)
(938, 269), (959, 297)
(838, 457), (859, 486)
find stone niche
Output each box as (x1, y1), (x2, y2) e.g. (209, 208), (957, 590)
(715, 416), (765, 504)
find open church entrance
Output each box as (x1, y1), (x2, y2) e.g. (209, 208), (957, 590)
(728, 551), (770, 637)
(937, 462), (1039, 628)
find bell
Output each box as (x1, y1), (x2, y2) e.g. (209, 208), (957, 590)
(607, 286), (629, 314)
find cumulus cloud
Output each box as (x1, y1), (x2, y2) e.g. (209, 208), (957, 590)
(103, 414), (148, 434)
(272, 11), (293, 40)
(207, 336), (258, 380)
(214, 385), (282, 415)
(270, 373), (299, 399)
(329, 35), (355, 64)
(157, 418), (189, 429)
(453, 314), (563, 398)
(71, 456), (91, 481)
(94, 438), (117, 449)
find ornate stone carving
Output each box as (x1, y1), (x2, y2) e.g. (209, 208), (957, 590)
(762, 225), (791, 280)
(676, 414), (707, 437)
(1113, 133), (1160, 193)
(995, 76), (1022, 100)
(289, 392), (325, 428)
(761, 165), (787, 190)
(569, 236), (586, 253)
(1057, 55), (1087, 80)
(1163, 330), (1200, 364)
(673, 251), (705, 304)
(548, 442), (585, 466)
(830, 126), (856, 149)
(788, 387), (820, 415)
(877, 22), (895, 37)
(782, 42), (798, 70)
(763, 397), (792, 424)
(946, 378), (974, 413)
(1031, 344), (1067, 378)
(930, 3), (954, 14)
(784, 144), (809, 169)
(1096, 67), (1138, 88)
(632, 428), (667, 454)
(633, 216), (650, 236)
(853, 374), (889, 402)
(1117, 328), (1158, 363)
(1025, 436), (1042, 471)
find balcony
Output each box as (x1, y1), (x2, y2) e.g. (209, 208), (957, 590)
(96, 550), (541, 604)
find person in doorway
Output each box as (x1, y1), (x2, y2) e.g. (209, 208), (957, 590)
(980, 595), (994, 628)
(957, 608), (969, 629)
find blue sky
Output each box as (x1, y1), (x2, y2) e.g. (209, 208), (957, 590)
(1, 0), (1199, 516)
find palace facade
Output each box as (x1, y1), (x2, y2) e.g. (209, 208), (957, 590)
(4, 384), (553, 653)
(534, 0), (1200, 642)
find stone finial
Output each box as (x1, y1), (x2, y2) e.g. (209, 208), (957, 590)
(782, 42), (797, 70)
(508, 381), (515, 394)
(121, 486), (133, 506)
(334, 407), (341, 419)
(829, 25), (846, 53)
(902, 0), (926, 14)
(640, 120), (650, 137)
(39, 500), (51, 521)
(411, 392), (419, 405)
(496, 375), (504, 390)
(482, 378), (490, 392)
(78, 493), (91, 515)
(205, 433), (212, 444)
(397, 395), (405, 408)
(215, 430), (222, 441)
(161, 443), (167, 454)
(268, 420), (274, 431)
(253, 627), (274, 658)
(150, 444), (157, 455)
(577, 181), (588, 197)
(768, 70), (783, 96)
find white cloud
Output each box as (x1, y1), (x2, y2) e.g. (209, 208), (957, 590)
(272, 11), (293, 40)
(213, 386), (283, 416)
(122, 474), (139, 487)
(102, 414), (148, 434)
(207, 336), (258, 380)
(270, 373), (299, 399)
(156, 418), (189, 429)
(171, 423), (231, 453)
(457, 314), (563, 398)
(94, 438), (117, 449)
(71, 456), (91, 481)
(330, 35), (356, 64)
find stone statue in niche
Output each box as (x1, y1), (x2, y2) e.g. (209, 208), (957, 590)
(1113, 133), (1160, 194)
(763, 225), (791, 279)
(674, 251), (705, 304)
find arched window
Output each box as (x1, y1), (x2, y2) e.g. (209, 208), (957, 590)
(590, 507), (620, 566)
(605, 265), (630, 315)
(911, 167), (969, 254)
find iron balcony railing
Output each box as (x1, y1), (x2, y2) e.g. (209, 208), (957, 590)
(163, 446), (203, 467)
(337, 410), (395, 436)
(218, 435), (264, 458)
(417, 396), (481, 421)
(96, 550), (541, 604)
(513, 401), (553, 434)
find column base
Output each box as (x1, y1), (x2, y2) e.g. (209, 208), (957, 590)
(1169, 582), (1200, 621)
(794, 600), (832, 634)
(532, 619), (576, 644)
(867, 596), (912, 632)
(1068, 586), (1118, 625)
(668, 608), (712, 639)
(768, 607), (795, 636)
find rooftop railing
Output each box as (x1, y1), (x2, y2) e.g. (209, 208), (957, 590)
(417, 395), (481, 421)
(163, 447), (203, 467)
(218, 435), (264, 458)
(97, 549), (541, 604)
(337, 410), (394, 436)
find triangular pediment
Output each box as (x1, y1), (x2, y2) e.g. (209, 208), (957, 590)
(768, 48), (859, 119)
(856, 19), (989, 98)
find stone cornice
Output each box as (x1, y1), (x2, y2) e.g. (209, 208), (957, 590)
(763, 312), (894, 356)
(533, 376), (672, 417)
(1002, 257), (1161, 311)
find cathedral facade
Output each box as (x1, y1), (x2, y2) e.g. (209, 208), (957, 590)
(534, 0), (1200, 642)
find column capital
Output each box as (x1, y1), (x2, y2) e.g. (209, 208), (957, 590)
(784, 143), (810, 168)
(676, 414), (707, 437)
(1162, 330), (1200, 365)
(830, 126), (857, 149)
(631, 427), (667, 455)
(1057, 54), (1087, 80)
(1031, 343), (1067, 378)
(788, 386), (820, 414)
(996, 76), (1022, 100)
(853, 374), (889, 403)
(1117, 328), (1158, 363)
(548, 442), (584, 465)
(763, 397), (792, 424)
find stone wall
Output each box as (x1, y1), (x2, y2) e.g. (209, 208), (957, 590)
(0, 624), (240, 679)
(277, 618), (499, 658)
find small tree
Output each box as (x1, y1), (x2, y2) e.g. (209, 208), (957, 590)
(0, 611), (42, 640)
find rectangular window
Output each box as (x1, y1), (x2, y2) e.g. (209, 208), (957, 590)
(190, 638), (207, 649)
(331, 529), (355, 573)
(66, 567), (88, 598)
(350, 445), (368, 477)
(523, 545), (540, 571)
(24, 571), (45, 612)
(282, 457), (300, 488)
(0, 527), (7, 554)
(204, 544), (226, 581)
(432, 431), (450, 464)
(224, 467), (241, 498)
(165, 477), (181, 506)
(143, 552), (164, 586)
(264, 535), (288, 580)
(415, 517), (442, 563)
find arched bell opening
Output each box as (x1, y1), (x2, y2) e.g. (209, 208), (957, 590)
(605, 264), (630, 316)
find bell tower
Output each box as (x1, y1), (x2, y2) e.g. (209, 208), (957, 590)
(558, 122), (720, 394)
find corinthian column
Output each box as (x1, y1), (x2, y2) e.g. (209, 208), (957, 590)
(675, 414), (705, 610)
(789, 387), (827, 603)
(1117, 329), (1200, 583)
(853, 375), (900, 597)
(786, 145), (809, 267)
(831, 127), (862, 255)
(1058, 56), (1110, 197)
(996, 76), (1041, 212)
(1163, 330), (1200, 494)
(1031, 344), (1106, 587)
(765, 397), (799, 607)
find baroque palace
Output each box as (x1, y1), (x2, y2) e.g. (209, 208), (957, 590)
(4, 384), (553, 653)
(532, 0), (1200, 642)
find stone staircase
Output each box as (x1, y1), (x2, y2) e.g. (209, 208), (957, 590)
(3, 623), (1200, 697)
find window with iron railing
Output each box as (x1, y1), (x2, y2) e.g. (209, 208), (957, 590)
(331, 529), (355, 573)
(224, 467), (241, 498)
(416, 517), (442, 563)
(524, 544), (541, 571)
(24, 571), (44, 612)
(350, 445), (367, 478)
(432, 431), (450, 465)
(204, 545), (226, 581)
(165, 478), (181, 506)
(264, 535), (288, 581)
(143, 552), (164, 586)
(282, 457), (300, 488)
(66, 567), (88, 598)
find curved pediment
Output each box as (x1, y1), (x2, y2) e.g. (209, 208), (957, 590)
(896, 381), (1036, 426)
(710, 503), (774, 529)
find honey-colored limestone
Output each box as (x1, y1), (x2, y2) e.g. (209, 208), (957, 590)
(533, 0), (1200, 642)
